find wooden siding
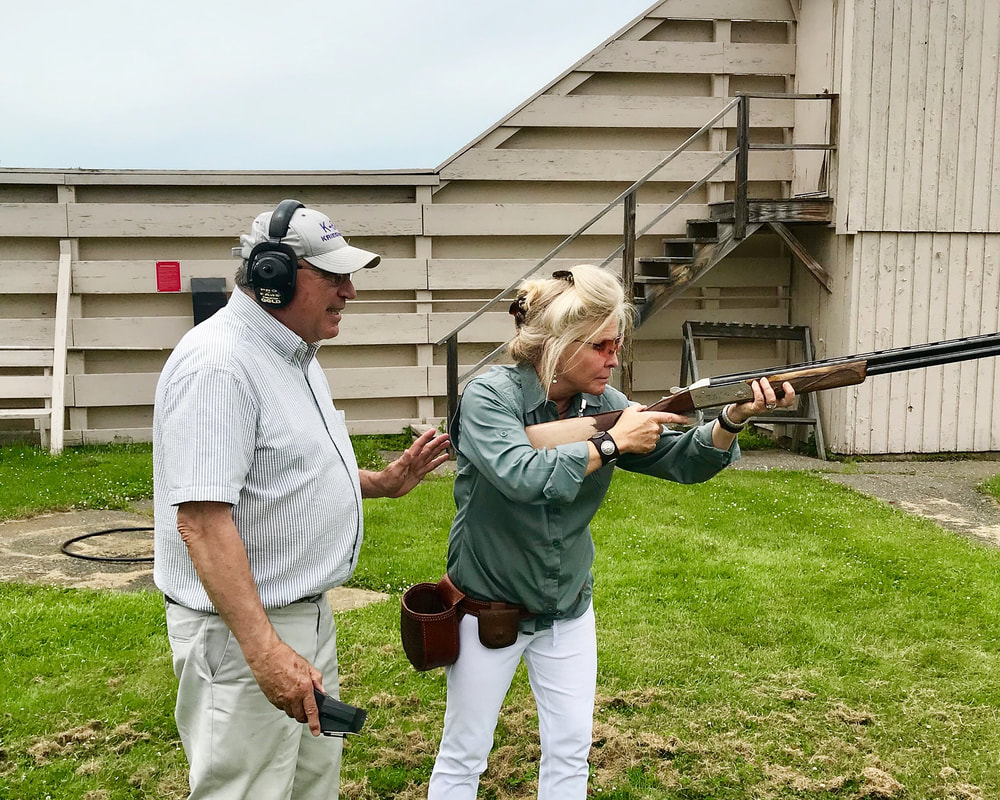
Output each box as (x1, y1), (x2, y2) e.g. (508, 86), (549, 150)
(440, 150), (791, 183)
(580, 42), (795, 74)
(793, 230), (1000, 454)
(6, 1), (905, 449)
(506, 96), (794, 128)
(648, 0), (795, 21)
(13, 0), (1000, 453)
(843, 0), (1000, 233)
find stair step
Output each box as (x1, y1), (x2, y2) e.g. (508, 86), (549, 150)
(638, 256), (692, 265)
(708, 197), (834, 224)
(684, 219), (721, 241)
(633, 275), (675, 284)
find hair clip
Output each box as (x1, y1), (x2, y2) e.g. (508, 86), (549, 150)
(551, 270), (574, 284)
(508, 295), (528, 327)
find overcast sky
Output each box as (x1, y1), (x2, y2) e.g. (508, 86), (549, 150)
(1, 0), (656, 172)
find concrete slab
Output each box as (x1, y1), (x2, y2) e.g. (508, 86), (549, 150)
(0, 509), (390, 610)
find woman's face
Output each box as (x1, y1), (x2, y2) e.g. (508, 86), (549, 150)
(551, 318), (622, 399)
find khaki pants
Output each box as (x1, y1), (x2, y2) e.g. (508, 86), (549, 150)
(166, 597), (341, 800)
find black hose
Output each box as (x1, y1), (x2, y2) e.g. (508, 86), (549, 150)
(60, 526), (154, 563)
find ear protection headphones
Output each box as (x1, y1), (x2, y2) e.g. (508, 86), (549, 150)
(247, 199), (305, 308)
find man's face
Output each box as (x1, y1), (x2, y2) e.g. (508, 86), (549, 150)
(273, 262), (357, 343)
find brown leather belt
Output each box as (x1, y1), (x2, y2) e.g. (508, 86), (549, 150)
(458, 596), (534, 620)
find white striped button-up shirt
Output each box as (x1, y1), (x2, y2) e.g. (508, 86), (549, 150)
(153, 289), (363, 611)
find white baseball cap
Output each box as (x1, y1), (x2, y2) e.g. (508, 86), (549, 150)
(238, 206), (381, 274)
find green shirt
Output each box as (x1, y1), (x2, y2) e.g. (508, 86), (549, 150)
(446, 363), (739, 631)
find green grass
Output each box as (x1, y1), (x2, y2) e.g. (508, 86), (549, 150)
(0, 443), (154, 521)
(978, 473), (1000, 503)
(3, 445), (1000, 798)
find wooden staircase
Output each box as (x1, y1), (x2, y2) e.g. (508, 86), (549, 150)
(633, 197), (834, 324)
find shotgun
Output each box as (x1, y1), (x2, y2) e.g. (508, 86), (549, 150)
(524, 331), (1000, 449)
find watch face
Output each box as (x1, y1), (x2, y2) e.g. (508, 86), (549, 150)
(600, 439), (616, 456)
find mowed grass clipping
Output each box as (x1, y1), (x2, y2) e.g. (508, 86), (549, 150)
(2, 448), (1000, 798)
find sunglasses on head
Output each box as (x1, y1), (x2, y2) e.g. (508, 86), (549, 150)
(574, 335), (623, 356)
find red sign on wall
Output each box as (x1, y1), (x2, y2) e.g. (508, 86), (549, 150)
(156, 261), (182, 292)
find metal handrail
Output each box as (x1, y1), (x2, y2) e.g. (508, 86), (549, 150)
(440, 92), (838, 427)
(454, 149), (740, 384)
(434, 96), (741, 347)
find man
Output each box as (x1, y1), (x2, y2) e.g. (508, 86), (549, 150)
(153, 200), (449, 799)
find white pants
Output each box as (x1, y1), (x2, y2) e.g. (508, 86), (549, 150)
(428, 603), (597, 800)
(166, 597), (341, 800)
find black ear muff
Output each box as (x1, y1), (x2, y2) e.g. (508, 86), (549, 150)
(246, 199), (305, 308)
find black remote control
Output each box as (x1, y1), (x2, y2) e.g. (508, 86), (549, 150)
(314, 689), (367, 737)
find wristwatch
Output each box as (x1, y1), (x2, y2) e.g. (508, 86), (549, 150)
(590, 430), (619, 467)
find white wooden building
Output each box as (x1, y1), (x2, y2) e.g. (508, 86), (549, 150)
(1, 0), (997, 455)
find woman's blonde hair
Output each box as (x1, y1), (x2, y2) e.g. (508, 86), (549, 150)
(507, 264), (633, 391)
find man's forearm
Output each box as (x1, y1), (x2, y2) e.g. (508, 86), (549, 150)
(176, 502), (279, 657)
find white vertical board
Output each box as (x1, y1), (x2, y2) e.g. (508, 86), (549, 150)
(935, 0), (967, 231)
(971, 0), (1000, 231)
(835, 230), (1000, 453)
(879, 0), (911, 231)
(976, 238), (1000, 450)
(953, 0), (984, 230)
(883, 234), (913, 453)
(899, 1), (930, 231)
(845, 0), (875, 233)
(863, 0), (894, 232)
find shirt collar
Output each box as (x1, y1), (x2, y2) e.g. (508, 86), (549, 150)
(229, 289), (318, 367)
(515, 362), (603, 419)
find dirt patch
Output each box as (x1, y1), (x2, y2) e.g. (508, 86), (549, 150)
(0, 509), (389, 612)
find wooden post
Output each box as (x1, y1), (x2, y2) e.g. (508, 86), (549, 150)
(446, 335), (458, 437)
(620, 190), (636, 399)
(734, 95), (750, 239)
(50, 241), (72, 454)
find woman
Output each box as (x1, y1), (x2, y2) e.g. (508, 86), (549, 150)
(428, 265), (795, 799)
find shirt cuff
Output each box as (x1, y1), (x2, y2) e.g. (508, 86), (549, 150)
(694, 422), (741, 466)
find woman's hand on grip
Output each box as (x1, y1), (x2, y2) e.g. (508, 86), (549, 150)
(609, 404), (688, 454)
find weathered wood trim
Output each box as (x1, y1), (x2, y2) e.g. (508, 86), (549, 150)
(650, 0), (795, 21)
(71, 366), (432, 407)
(2, 261), (60, 293)
(0, 349), (54, 367)
(65, 203), (423, 238)
(0, 319), (55, 348)
(71, 258), (427, 293)
(506, 95), (794, 128)
(0, 203), (68, 237)
(441, 150), (791, 183)
(580, 42), (795, 75)
(0, 376), (53, 400)
(70, 313), (432, 349)
(324, 367), (430, 400)
(0, 169), (438, 186)
(423, 203), (704, 236)
(50, 242), (71, 453)
(427, 258), (593, 290)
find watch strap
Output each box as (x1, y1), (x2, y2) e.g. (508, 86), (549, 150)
(590, 430), (619, 466)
